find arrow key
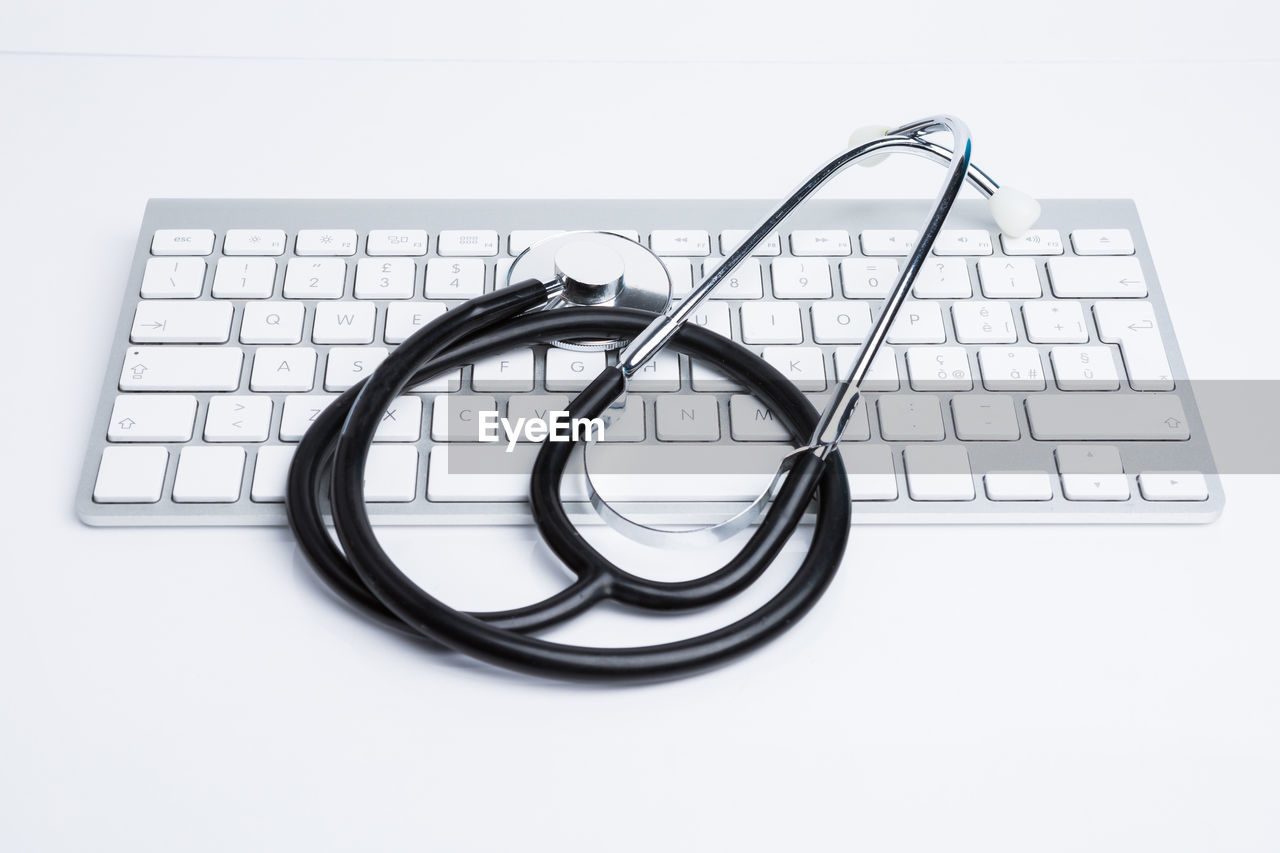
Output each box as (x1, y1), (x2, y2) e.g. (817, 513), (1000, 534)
(204, 395), (273, 442)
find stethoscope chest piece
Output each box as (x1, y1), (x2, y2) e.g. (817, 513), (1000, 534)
(508, 231), (672, 351)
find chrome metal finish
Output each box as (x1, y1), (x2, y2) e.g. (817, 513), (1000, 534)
(508, 230), (673, 351)
(582, 444), (805, 546)
(595, 115), (986, 547)
(554, 241), (625, 304)
(615, 119), (995, 379)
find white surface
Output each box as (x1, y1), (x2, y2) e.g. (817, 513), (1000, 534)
(2, 3), (1280, 849)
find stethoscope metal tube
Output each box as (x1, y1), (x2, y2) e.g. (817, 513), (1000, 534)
(586, 115), (1037, 545)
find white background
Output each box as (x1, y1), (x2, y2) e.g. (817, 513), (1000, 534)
(2, 1), (1279, 850)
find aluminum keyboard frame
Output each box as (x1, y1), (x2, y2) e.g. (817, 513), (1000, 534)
(76, 198), (1223, 526)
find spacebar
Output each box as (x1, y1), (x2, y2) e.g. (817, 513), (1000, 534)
(427, 444), (792, 502)
(1026, 394), (1191, 440)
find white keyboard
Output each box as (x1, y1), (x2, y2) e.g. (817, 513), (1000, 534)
(76, 199), (1222, 526)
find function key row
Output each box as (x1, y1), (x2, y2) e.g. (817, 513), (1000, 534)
(151, 228), (1136, 259)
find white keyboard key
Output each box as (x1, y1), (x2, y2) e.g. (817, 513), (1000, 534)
(860, 229), (917, 256)
(355, 257), (416, 299)
(140, 257), (205, 298)
(741, 303), (803, 344)
(904, 446), (975, 501)
(912, 258), (972, 298)
(437, 229), (499, 256)
(545, 349), (607, 392)
(728, 395), (789, 441)
(386, 302), (446, 343)
(1094, 301), (1175, 390)
(280, 395), (337, 441)
(840, 258), (900, 298)
(212, 257), (277, 299)
(375, 396), (423, 442)
(131, 301), (232, 343)
(107, 394), (197, 441)
(367, 229), (428, 256)
(628, 351), (681, 391)
(93, 446), (168, 503)
(977, 346), (1046, 390)
(951, 395), (1019, 440)
(834, 346), (900, 391)
(1061, 473), (1130, 501)
(325, 346), (388, 391)
(223, 229), (286, 256)
(952, 301), (1016, 344)
(1022, 301), (1089, 343)
(932, 229), (992, 256)
(1027, 395), (1190, 441)
(119, 346), (243, 391)
(251, 446), (296, 502)
(887, 302), (946, 344)
(431, 394), (499, 441)
(650, 230), (710, 256)
(313, 302), (376, 344)
(204, 395), (273, 442)
(843, 445), (899, 501)
(151, 229), (214, 256)
(660, 257), (694, 297)
(719, 229), (781, 256)
(1050, 346), (1121, 391)
(509, 230), (565, 255)
(240, 302), (304, 344)
(296, 229), (357, 256)
(906, 346), (973, 391)
(655, 396), (721, 441)
(250, 346), (316, 392)
(790, 229), (851, 256)
(472, 349), (535, 392)
(881, 395), (946, 442)
(702, 257), (764, 299)
(1047, 257), (1147, 298)
(811, 301), (872, 344)
(761, 346), (826, 390)
(426, 445), (586, 502)
(770, 258), (832, 298)
(172, 446), (246, 502)
(977, 257), (1041, 298)
(425, 258), (485, 298)
(284, 258), (346, 299)
(1071, 228), (1134, 256)
(1000, 229), (1064, 256)
(687, 302), (732, 339)
(984, 471), (1053, 501)
(1138, 471), (1209, 501)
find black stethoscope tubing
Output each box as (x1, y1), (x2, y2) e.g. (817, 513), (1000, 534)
(286, 278), (850, 681)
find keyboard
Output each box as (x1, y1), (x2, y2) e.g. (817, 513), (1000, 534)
(75, 199), (1222, 526)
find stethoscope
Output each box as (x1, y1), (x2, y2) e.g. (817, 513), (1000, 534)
(285, 115), (1041, 681)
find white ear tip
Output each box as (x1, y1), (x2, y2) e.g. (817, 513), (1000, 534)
(848, 125), (893, 167)
(989, 186), (1041, 238)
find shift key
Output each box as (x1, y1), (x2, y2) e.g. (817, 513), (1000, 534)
(118, 346), (243, 391)
(1026, 394), (1190, 440)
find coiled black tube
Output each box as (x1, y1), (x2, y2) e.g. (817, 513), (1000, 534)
(286, 281), (850, 681)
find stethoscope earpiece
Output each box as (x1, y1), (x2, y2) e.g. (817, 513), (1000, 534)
(847, 125), (894, 167)
(988, 185), (1042, 239)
